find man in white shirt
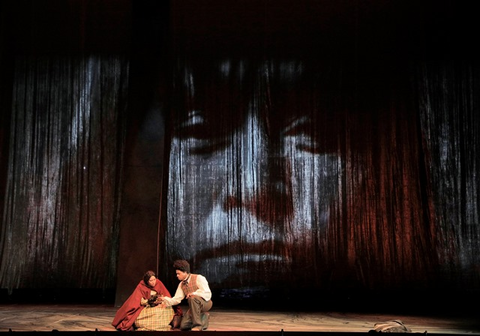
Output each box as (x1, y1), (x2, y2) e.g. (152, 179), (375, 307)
(160, 259), (213, 331)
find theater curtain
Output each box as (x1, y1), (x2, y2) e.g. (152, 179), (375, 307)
(417, 60), (480, 288)
(0, 0), (478, 302)
(160, 0), (480, 298)
(0, 54), (129, 291)
(162, 55), (480, 297)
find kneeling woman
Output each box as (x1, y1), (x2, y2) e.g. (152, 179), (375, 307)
(112, 270), (182, 331)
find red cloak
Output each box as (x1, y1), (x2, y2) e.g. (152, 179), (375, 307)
(112, 278), (177, 331)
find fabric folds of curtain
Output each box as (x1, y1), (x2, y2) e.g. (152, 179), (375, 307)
(0, 55), (129, 291)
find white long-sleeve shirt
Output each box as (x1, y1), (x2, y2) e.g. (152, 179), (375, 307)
(162, 274), (212, 307)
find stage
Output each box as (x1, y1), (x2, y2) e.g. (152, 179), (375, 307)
(0, 303), (479, 335)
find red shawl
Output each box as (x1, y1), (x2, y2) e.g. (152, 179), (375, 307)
(112, 278), (175, 331)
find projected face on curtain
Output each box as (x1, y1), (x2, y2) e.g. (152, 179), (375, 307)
(166, 55), (348, 296)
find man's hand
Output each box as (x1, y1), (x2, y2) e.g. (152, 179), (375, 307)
(154, 295), (164, 305)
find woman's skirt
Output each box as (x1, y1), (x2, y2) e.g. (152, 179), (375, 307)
(135, 305), (175, 331)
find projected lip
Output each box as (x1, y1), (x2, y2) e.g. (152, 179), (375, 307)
(194, 241), (291, 259)
(193, 241), (292, 283)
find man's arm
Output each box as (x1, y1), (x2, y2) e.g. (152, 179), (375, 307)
(161, 283), (185, 306)
(191, 275), (212, 301)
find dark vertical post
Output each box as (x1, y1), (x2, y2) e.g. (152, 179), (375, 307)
(114, 0), (170, 307)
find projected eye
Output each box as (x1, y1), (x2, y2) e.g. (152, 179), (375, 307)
(174, 110), (231, 155)
(282, 116), (338, 154)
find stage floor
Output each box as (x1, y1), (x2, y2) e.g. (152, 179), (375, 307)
(0, 304), (479, 334)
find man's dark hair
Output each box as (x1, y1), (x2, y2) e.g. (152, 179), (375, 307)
(173, 259), (190, 273)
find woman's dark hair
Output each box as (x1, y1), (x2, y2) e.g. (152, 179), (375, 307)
(173, 259), (190, 273)
(143, 270), (156, 287)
